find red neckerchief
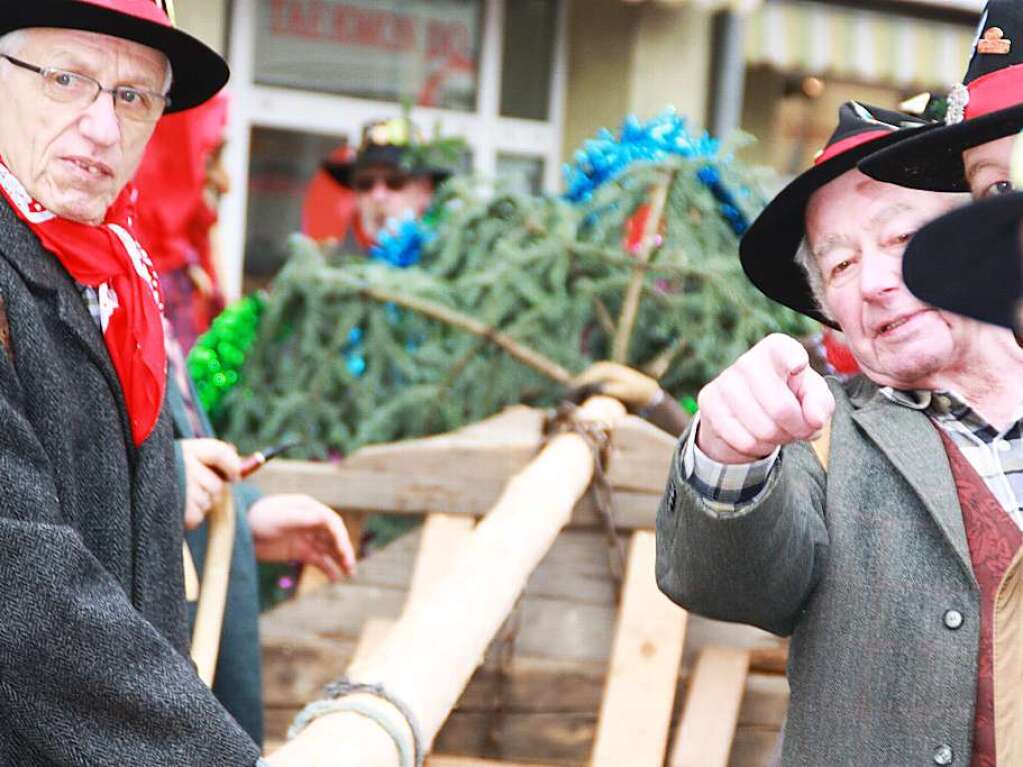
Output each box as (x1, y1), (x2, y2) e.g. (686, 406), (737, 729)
(0, 157), (166, 446)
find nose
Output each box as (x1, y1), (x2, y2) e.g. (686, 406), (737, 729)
(858, 245), (901, 302)
(77, 91), (121, 149)
(369, 179), (391, 201)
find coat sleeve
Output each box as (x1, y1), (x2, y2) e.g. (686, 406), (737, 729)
(0, 351), (261, 764)
(655, 422), (829, 637)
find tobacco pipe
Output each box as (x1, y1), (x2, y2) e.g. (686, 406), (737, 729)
(239, 436), (303, 478)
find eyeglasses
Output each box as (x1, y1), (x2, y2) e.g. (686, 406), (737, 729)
(351, 173), (413, 193)
(0, 55), (171, 123)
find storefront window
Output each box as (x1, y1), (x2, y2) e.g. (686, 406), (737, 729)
(244, 126), (345, 290)
(255, 0), (483, 111)
(500, 0), (558, 120)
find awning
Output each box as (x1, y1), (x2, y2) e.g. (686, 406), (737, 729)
(618, 0), (764, 13)
(745, 1), (978, 90)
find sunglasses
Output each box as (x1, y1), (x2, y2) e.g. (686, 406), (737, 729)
(351, 174), (413, 193)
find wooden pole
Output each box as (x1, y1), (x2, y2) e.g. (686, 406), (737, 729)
(611, 178), (671, 363)
(266, 396), (626, 767)
(190, 490), (235, 686)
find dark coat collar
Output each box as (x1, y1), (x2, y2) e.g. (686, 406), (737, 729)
(0, 197), (134, 452)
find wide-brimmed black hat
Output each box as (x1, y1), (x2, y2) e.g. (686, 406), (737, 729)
(323, 118), (453, 188)
(740, 101), (931, 326)
(860, 0), (1023, 192)
(902, 190), (1023, 328)
(0, 0), (229, 113)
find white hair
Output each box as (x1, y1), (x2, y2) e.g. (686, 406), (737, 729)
(161, 57), (173, 96)
(0, 28), (172, 96)
(794, 237), (834, 322)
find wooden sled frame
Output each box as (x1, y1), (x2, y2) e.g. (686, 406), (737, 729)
(255, 403), (788, 766)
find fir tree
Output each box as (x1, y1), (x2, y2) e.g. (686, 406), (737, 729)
(213, 119), (814, 459)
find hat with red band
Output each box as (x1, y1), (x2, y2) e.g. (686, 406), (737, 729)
(0, 0), (228, 113)
(860, 0), (1023, 192)
(739, 101), (930, 326)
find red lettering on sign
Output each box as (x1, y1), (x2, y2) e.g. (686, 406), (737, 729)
(331, 5), (354, 44)
(426, 20), (471, 60)
(270, 0), (288, 33)
(307, 0), (324, 32)
(271, 1), (437, 54)
(354, 12), (385, 48)
(394, 15), (417, 52)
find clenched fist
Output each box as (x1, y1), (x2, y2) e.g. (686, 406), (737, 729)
(696, 334), (836, 464)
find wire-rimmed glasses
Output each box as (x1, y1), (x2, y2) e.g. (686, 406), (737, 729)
(0, 55), (171, 123)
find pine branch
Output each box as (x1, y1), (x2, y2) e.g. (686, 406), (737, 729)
(643, 336), (688, 379)
(320, 272), (574, 385)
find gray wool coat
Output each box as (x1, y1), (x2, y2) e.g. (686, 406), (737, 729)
(0, 199), (261, 765)
(656, 376), (984, 766)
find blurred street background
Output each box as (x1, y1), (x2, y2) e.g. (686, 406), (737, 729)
(171, 0), (985, 296)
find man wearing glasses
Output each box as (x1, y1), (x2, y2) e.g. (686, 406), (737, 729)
(322, 117), (452, 253)
(0, 1), (266, 764)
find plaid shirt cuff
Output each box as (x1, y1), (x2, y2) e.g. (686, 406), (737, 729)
(681, 414), (780, 513)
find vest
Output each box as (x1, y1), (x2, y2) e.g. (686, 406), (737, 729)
(938, 430), (1023, 767)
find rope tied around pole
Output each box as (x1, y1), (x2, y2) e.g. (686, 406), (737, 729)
(545, 402), (628, 594)
(288, 678), (426, 767)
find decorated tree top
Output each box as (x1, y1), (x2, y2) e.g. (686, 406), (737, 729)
(200, 110), (813, 459)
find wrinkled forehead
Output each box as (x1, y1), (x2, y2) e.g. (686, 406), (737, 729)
(805, 169), (953, 252)
(963, 135), (1016, 183)
(12, 27), (167, 85)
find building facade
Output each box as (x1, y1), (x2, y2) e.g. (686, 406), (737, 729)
(171, 0), (982, 297)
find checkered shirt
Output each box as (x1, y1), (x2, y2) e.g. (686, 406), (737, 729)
(683, 389), (1023, 532)
(79, 285), (102, 328)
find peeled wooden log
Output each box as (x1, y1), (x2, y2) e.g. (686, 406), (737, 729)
(265, 396), (626, 766)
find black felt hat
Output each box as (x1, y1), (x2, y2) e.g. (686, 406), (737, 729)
(860, 0), (1023, 192)
(0, 0), (229, 113)
(739, 102), (931, 326)
(902, 191), (1023, 328)
(323, 118), (453, 188)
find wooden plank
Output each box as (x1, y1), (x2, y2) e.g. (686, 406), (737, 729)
(248, 407), (678, 531)
(251, 459), (665, 531)
(669, 646), (751, 767)
(590, 531), (687, 767)
(603, 414), (677, 493)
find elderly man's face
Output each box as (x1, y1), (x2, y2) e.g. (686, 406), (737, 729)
(0, 28), (168, 225)
(353, 163), (435, 241)
(964, 134), (1016, 200)
(806, 170), (983, 389)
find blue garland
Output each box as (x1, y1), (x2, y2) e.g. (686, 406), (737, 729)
(344, 215), (434, 376)
(562, 108), (750, 235)
(369, 213), (435, 268)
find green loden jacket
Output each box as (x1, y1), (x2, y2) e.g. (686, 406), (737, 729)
(656, 376), (1022, 766)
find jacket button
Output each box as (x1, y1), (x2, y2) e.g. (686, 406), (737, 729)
(943, 609), (964, 630)
(933, 744), (954, 765)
